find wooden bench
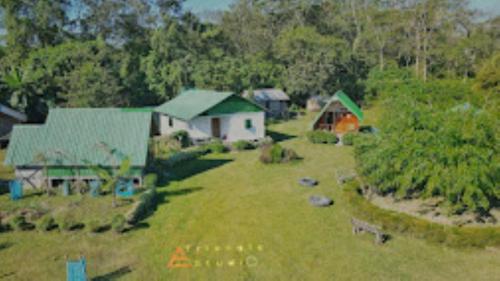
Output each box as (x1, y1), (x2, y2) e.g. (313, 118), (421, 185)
(351, 217), (387, 244)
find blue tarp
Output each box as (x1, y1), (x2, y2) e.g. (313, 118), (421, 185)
(66, 257), (87, 281)
(116, 180), (134, 198)
(9, 180), (22, 200)
(62, 181), (70, 196)
(89, 180), (101, 197)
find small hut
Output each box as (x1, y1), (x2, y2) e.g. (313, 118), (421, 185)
(242, 89), (290, 118)
(310, 91), (363, 136)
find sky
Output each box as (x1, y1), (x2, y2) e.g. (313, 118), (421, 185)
(184, 0), (500, 16)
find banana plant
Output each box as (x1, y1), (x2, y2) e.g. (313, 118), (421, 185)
(89, 157), (131, 207)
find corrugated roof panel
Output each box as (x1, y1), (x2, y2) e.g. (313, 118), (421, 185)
(5, 108), (151, 167)
(243, 89), (290, 101)
(155, 89), (234, 120)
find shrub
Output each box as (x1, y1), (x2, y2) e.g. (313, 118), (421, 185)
(59, 216), (80, 232)
(256, 136), (274, 147)
(111, 214), (127, 233)
(170, 130), (190, 148)
(259, 145), (273, 164)
(270, 144), (284, 163)
(283, 148), (299, 162)
(342, 132), (357, 146)
(306, 131), (337, 144)
(9, 215), (27, 231)
(204, 140), (227, 153)
(126, 188), (157, 225)
(143, 173), (158, 189)
(232, 140), (254, 151)
(37, 215), (56, 232)
(260, 144), (299, 164)
(164, 147), (207, 167)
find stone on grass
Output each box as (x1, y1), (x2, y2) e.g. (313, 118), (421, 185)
(309, 195), (333, 207)
(299, 177), (318, 187)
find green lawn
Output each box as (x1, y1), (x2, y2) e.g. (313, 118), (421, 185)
(1, 114), (499, 280)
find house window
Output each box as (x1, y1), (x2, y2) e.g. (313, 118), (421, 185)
(168, 117), (173, 127)
(245, 119), (253, 129)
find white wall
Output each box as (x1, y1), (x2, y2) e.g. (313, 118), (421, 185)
(15, 168), (44, 188)
(159, 112), (265, 142)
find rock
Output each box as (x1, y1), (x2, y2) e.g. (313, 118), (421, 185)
(299, 177), (318, 187)
(309, 195), (333, 207)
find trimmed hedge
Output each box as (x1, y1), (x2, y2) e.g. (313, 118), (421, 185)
(344, 181), (500, 248)
(306, 131), (338, 144)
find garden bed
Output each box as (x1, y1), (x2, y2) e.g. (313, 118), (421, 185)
(367, 193), (499, 227)
(0, 189), (136, 233)
(344, 181), (500, 248)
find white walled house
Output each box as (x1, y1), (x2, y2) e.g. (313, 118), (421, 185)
(155, 89), (266, 142)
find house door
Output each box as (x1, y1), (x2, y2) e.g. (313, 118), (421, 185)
(211, 118), (221, 138)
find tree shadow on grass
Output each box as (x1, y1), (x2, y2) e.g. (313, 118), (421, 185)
(267, 130), (296, 143)
(158, 158), (233, 185)
(156, 187), (203, 205)
(0, 242), (13, 251)
(91, 266), (132, 281)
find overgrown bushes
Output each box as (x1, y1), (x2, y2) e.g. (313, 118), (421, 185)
(341, 132), (356, 146)
(59, 216), (81, 231)
(306, 130), (338, 144)
(232, 140), (255, 151)
(355, 95), (498, 214)
(202, 140), (227, 153)
(37, 215), (56, 232)
(9, 215), (28, 231)
(260, 144), (299, 164)
(170, 130), (190, 148)
(162, 147), (209, 167)
(344, 181), (500, 248)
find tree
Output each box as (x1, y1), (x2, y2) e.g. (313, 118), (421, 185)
(274, 26), (348, 102)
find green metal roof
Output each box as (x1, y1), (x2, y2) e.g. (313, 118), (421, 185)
(310, 90), (364, 129)
(5, 108), (152, 167)
(155, 89), (263, 120)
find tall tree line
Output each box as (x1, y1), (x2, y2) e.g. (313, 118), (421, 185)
(0, 0), (498, 122)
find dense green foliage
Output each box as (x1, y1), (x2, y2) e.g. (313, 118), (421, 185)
(260, 143), (299, 164)
(232, 140), (255, 151)
(355, 70), (499, 214)
(306, 130), (338, 144)
(344, 182), (500, 248)
(341, 132), (357, 146)
(169, 130), (191, 148)
(202, 140), (227, 154)
(1, 1), (498, 121)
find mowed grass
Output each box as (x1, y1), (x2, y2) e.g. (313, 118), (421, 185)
(1, 114), (499, 280)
